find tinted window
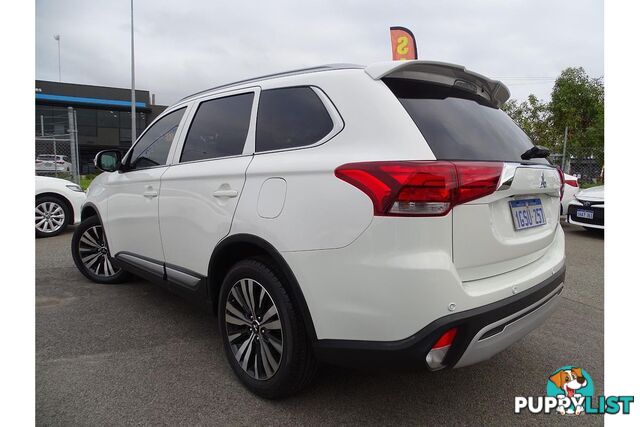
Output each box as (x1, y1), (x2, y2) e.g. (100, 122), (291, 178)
(128, 108), (185, 170)
(384, 78), (547, 164)
(180, 93), (254, 162)
(256, 87), (334, 152)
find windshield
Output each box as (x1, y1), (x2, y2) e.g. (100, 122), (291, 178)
(384, 78), (548, 164)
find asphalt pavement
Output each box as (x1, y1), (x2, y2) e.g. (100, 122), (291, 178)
(36, 222), (604, 426)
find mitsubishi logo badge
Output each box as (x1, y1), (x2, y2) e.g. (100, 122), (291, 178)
(539, 172), (547, 189)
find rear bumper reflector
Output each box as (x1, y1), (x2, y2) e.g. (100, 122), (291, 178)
(425, 327), (458, 370)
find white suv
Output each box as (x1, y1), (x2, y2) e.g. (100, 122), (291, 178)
(71, 61), (566, 398)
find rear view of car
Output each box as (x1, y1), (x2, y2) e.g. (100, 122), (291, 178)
(313, 62), (566, 371)
(36, 154), (71, 172)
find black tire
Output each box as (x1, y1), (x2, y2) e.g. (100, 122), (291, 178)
(218, 258), (317, 399)
(35, 195), (70, 238)
(71, 215), (130, 284)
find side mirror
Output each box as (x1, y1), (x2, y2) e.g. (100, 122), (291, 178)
(94, 150), (122, 172)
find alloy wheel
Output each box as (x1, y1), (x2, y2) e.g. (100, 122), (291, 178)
(78, 225), (120, 277)
(35, 201), (65, 234)
(224, 278), (283, 380)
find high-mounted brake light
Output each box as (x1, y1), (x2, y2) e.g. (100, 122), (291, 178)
(335, 161), (503, 216)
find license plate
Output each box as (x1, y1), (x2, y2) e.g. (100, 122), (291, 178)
(509, 198), (546, 231)
(576, 209), (594, 219)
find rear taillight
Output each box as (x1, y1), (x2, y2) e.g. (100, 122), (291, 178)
(426, 327), (458, 370)
(565, 179), (578, 187)
(335, 161), (503, 216)
(56, 160), (65, 164)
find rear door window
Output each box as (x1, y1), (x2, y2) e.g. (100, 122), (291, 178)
(180, 92), (254, 162)
(384, 78), (547, 164)
(256, 87), (334, 152)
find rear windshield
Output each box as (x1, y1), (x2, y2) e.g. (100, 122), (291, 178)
(384, 78), (548, 164)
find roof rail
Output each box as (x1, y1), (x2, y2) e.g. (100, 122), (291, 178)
(179, 63), (363, 102)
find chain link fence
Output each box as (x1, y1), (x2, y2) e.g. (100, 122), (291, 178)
(35, 107), (80, 183)
(548, 147), (604, 185)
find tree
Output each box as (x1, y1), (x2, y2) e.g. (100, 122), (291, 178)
(548, 67), (604, 151)
(502, 95), (560, 150)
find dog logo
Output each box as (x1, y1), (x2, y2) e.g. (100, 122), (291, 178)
(547, 366), (593, 415)
(515, 366), (633, 415)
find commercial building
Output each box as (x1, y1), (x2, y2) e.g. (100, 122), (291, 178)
(35, 80), (167, 173)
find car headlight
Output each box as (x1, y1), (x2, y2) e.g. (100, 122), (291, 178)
(66, 184), (84, 192)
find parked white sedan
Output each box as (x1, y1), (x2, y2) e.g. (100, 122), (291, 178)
(35, 176), (86, 237)
(561, 173), (580, 215)
(566, 185), (604, 230)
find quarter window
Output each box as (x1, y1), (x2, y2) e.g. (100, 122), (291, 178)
(256, 87), (334, 152)
(180, 93), (254, 162)
(127, 108), (185, 170)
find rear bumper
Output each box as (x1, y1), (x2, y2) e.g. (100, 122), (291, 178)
(314, 265), (564, 369)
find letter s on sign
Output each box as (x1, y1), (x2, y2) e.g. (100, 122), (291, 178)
(396, 36), (409, 55)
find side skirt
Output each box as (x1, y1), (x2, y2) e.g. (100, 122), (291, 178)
(115, 252), (212, 312)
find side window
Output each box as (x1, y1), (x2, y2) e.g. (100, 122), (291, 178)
(180, 93), (254, 162)
(256, 87), (334, 152)
(127, 108), (185, 170)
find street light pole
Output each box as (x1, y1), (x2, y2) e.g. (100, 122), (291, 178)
(130, 0), (137, 143)
(54, 34), (61, 82)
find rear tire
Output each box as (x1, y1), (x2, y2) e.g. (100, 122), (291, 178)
(71, 216), (130, 284)
(218, 258), (317, 399)
(35, 195), (70, 238)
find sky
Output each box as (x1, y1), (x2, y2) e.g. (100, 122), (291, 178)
(35, 0), (604, 106)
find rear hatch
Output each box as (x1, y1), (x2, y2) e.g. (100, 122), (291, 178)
(376, 62), (561, 281)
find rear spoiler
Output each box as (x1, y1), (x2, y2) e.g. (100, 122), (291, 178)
(365, 60), (510, 108)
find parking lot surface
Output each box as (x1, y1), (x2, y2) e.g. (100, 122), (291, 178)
(36, 223), (603, 425)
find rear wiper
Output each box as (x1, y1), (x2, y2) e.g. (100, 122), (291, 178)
(521, 145), (550, 160)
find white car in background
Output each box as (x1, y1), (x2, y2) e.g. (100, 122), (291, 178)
(36, 176), (85, 237)
(561, 173), (580, 215)
(36, 154), (72, 173)
(566, 185), (604, 230)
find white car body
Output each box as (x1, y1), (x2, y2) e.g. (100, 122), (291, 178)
(561, 173), (580, 215)
(566, 185), (604, 229)
(36, 176), (85, 236)
(36, 154), (72, 172)
(77, 61), (565, 393)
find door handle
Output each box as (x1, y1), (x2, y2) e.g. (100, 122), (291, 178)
(213, 189), (238, 198)
(143, 191), (158, 199)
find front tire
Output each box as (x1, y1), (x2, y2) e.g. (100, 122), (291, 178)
(71, 216), (130, 284)
(35, 195), (70, 238)
(218, 259), (316, 399)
